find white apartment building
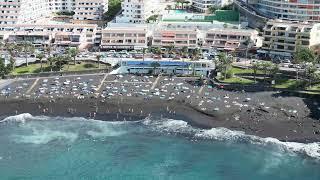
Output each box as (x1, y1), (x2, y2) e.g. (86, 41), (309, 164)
(0, 0), (107, 25)
(0, 22), (99, 49)
(73, 0), (108, 21)
(0, 0), (50, 25)
(192, 0), (232, 13)
(202, 28), (260, 51)
(7, 31), (53, 47)
(48, 0), (75, 12)
(152, 28), (199, 49)
(100, 26), (148, 50)
(261, 20), (320, 58)
(250, 0), (320, 22)
(116, 0), (160, 23)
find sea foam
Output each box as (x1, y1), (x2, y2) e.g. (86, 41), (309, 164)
(1, 114), (320, 159)
(141, 118), (320, 159)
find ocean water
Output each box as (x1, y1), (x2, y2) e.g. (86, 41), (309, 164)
(0, 114), (320, 180)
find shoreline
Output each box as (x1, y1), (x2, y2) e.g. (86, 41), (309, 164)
(0, 96), (319, 143)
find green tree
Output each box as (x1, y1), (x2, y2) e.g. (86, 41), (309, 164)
(63, 54), (72, 70)
(104, 0), (122, 21)
(251, 62), (259, 83)
(269, 63), (280, 83)
(47, 56), (55, 72)
(216, 52), (233, 80)
(153, 47), (162, 56)
(150, 61), (160, 75)
(305, 64), (318, 87)
(20, 42), (35, 67)
(96, 54), (102, 69)
(191, 48), (201, 61)
(146, 15), (158, 23)
(167, 45), (174, 55)
(209, 5), (219, 13)
(259, 61), (273, 82)
(68, 47), (79, 65)
(181, 46), (188, 58)
(5, 43), (20, 70)
(54, 55), (64, 71)
(36, 53), (45, 72)
(294, 47), (316, 80)
(0, 58), (10, 78)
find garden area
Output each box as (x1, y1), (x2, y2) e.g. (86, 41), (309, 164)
(215, 50), (320, 93)
(11, 62), (109, 75)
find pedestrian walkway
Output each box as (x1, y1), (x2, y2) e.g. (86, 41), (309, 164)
(26, 78), (39, 94)
(151, 74), (161, 90)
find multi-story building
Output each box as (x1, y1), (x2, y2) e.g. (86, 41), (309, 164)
(7, 31), (53, 47)
(152, 28), (199, 49)
(48, 0), (75, 12)
(0, 0), (50, 25)
(100, 25), (148, 50)
(0, 0), (107, 25)
(73, 0), (108, 21)
(202, 28), (260, 51)
(261, 20), (320, 58)
(192, 0), (232, 13)
(0, 22), (99, 49)
(249, 0), (320, 22)
(116, 0), (160, 23)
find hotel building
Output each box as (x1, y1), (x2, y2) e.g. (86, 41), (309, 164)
(202, 28), (260, 51)
(0, 0), (108, 25)
(250, 0), (320, 22)
(73, 0), (108, 21)
(116, 0), (160, 23)
(100, 25), (148, 50)
(0, 0), (50, 25)
(261, 20), (320, 58)
(1, 23), (99, 49)
(152, 28), (199, 49)
(192, 0), (232, 13)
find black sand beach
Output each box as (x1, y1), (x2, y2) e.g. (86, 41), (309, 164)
(0, 74), (320, 143)
(0, 95), (319, 143)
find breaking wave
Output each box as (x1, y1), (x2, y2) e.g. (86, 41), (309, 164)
(142, 117), (320, 159)
(1, 113), (320, 159)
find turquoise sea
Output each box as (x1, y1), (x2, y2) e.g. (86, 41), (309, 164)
(0, 114), (320, 180)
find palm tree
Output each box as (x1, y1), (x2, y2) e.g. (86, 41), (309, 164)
(68, 47), (79, 65)
(47, 56), (55, 72)
(181, 46), (188, 58)
(63, 54), (72, 71)
(270, 63), (279, 83)
(305, 64), (318, 88)
(251, 62), (259, 83)
(36, 53), (45, 72)
(150, 61), (160, 75)
(21, 42), (35, 67)
(259, 61), (274, 82)
(216, 52), (233, 80)
(54, 55), (64, 71)
(167, 45), (174, 56)
(294, 46), (316, 80)
(154, 47), (162, 57)
(96, 54), (102, 69)
(191, 48), (201, 61)
(5, 42), (20, 70)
